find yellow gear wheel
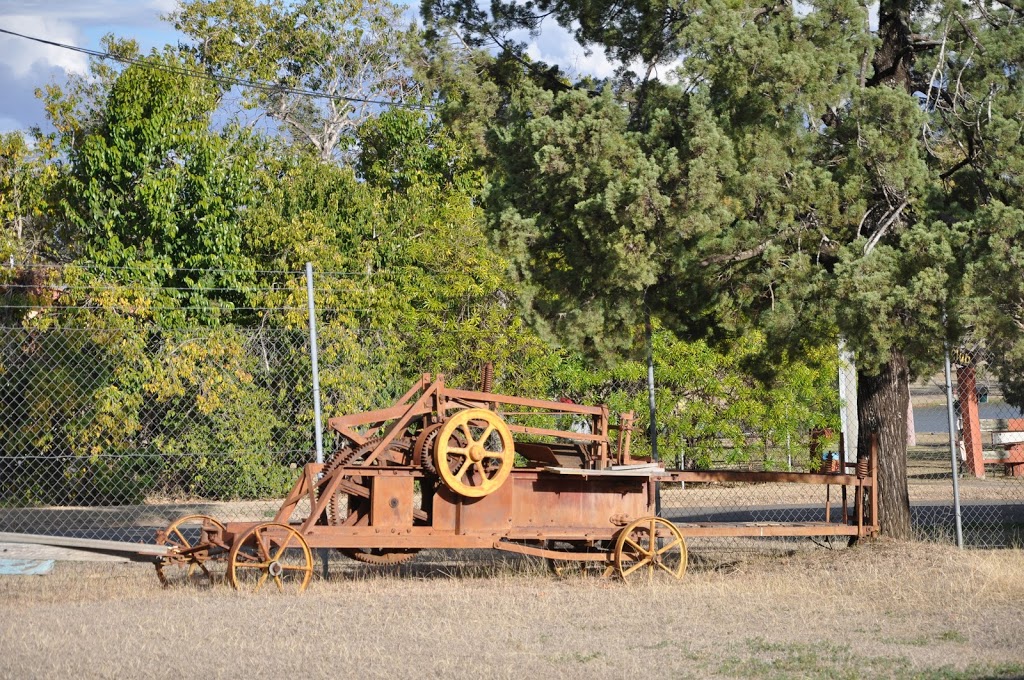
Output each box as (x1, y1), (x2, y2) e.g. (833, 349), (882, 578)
(434, 408), (515, 498)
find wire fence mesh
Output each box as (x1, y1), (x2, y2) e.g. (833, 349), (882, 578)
(0, 267), (1021, 554)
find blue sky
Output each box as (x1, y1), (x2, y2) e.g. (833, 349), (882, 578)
(0, 0), (619, 135)
(0, 1), (182, 132)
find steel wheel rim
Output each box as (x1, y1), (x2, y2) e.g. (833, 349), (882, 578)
(614, 516), (687, 583)
(228, 522), (313, 594)
(435, 408), (514, 498)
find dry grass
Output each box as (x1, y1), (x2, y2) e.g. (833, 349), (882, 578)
(2, 540), (1023, 679)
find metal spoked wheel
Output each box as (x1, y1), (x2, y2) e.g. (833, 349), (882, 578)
(434, 408), (515, 498)
(227, 522), (314, 594)
(154, 514), (225, 588)
(614, 516), (687, 583)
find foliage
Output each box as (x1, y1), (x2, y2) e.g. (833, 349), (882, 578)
(551, 327), (839, 469)
(172, 0), (422, 162)
(0, 6), (852, 507)
(424, 0), (1024, 535)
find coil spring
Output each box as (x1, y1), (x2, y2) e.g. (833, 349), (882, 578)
(856, 456), (869, 479)
(480, 361), (494, 392)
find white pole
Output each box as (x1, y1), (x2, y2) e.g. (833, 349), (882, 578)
(943, 346), (965, 548)
(305, 262), (324, 465)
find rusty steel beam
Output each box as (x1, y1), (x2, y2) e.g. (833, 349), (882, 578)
(493, 541), (613, 562)
(663, 470), (866, 486)
(443, 387), (605, 416)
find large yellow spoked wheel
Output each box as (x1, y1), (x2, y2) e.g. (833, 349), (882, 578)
(227, 523), (313, 594)
(614, 516), (687, 583)
(434, 408), (515, 498)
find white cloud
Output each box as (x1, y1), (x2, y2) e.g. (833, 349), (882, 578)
(0, 114), (22, 132)
(515, 23), (618, 81)
(0, 15), (88, 77)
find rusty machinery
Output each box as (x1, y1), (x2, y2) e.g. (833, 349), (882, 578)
(155, 372), (878, 592)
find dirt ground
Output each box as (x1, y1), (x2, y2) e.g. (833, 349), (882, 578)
(1, 540), (1021, 680)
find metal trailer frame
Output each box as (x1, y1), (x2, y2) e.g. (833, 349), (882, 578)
(147, 373), (879, 591)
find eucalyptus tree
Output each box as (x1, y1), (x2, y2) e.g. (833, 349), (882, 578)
(172, 0), (422, 162)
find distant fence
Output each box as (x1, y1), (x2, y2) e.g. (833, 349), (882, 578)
(1, 267), (1021, 550)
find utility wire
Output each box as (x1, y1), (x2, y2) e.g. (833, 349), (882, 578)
(11, 263), (371, 276)
(0, 26), (432, 111)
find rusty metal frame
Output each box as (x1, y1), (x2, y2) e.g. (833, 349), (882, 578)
(189, 375), (880, 582)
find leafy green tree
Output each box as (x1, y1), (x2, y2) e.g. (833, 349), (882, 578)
(172, 0), (421, 162)
(0, 132), (57, 268)
(424, 0), (1024, 537)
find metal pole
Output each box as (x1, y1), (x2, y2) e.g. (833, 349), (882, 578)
(646, 312), (661, 515)
(306, 262), (324, 465)
(943, 345), (965, 548)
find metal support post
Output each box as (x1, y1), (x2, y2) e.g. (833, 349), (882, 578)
(306, 263), (329, 578)
(306, 262), (325, 465)
(646, 312), (661, 515)
(943, 345), (965, 548)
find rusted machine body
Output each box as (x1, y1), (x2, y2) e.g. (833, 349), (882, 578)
(155, 373), (878, 591)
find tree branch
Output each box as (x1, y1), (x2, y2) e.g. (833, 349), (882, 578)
(863, 199), (909, 255)
(700, 239), (773, 267)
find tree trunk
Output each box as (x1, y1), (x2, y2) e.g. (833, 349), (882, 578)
(870, 0), (914, 89)
(857, 349), (913, 538)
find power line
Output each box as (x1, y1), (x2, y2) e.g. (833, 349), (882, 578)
(0, 26), (432, 111)
(11, 263), (370, 276)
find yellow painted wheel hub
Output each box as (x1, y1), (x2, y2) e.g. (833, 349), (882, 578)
(434, 408), (515, 498)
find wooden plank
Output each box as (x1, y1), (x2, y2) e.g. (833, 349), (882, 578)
(982, 449), (1024, 462)
(0, 542), (131, 563)
(992, 431), (1024, 445)
(665, 470), (862, 486)
(674, 522), (860, 537)
(0, 532), (169, 557)
(542, 466), (659, 477)
(0, 559), (54, 575)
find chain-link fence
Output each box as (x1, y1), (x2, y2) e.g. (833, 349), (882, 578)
(1, 266), (1021, 553)
(0, 323), (315, 541)
(943, 344), (1024, 547)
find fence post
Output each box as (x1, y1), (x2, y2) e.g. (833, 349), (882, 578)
(943, 345), (965, 548)
(305, 262), (324, 465)
(646, 312), (661, 515)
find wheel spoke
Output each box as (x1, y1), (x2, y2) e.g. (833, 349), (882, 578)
(254, 571), (269, 592)
(272, 532), (295, 561)
(656, 538), (682, 556)
(456, 457), (473, 480)
(233, 560), (270, 568)
(475, 461), (488, 481)
(171, 527), (190, 548)
(654, 559), (678, 577)
(281, 564), (310, 572)
(274, 575), (284, 592)
(623, 536), (649, 557)
(477, 424), (495, 446)
(460, 423), (473, 442)
(621, 556), (653, 577)
(446, 446), (467, 454)
(255, 530), (272, 561)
